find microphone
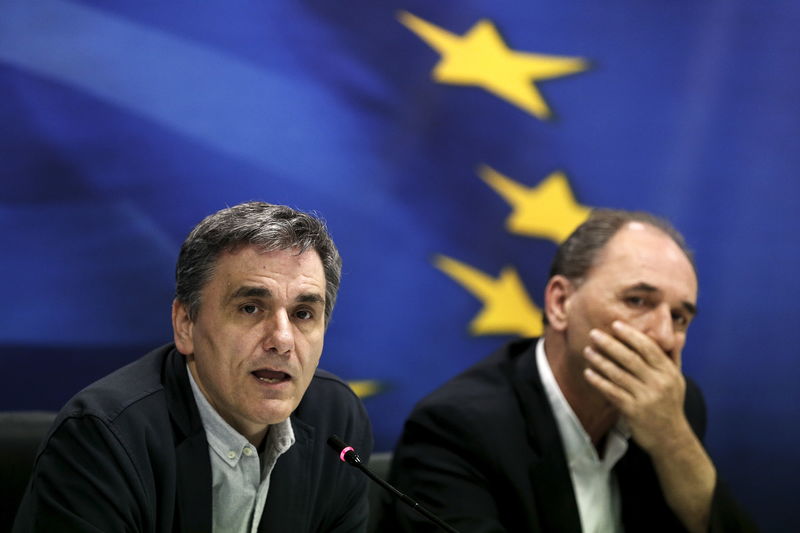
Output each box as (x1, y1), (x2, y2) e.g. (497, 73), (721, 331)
(327, 435), (460, 533)
(328, 434), (362, 466)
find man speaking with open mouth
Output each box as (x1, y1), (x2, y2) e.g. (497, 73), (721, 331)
(14, 201), (373, 533)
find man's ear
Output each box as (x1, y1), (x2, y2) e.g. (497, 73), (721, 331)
(172, 299), (194, 355)
(544, 275), (575, 332)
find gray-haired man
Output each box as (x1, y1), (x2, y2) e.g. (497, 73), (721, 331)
(14, 202), (372, 532)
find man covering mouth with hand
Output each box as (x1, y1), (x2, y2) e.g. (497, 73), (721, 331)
(385, 209), (757, 533)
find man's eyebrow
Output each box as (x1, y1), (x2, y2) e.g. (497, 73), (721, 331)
(296, 293), (324, 306)
(626, 282), (659, 293)
(228, 286), (271, 301)
(227, 287), (324, 305)
(625, 283), (697, 316)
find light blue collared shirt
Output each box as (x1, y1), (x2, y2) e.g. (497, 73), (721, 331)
(188, 366), (295, 533)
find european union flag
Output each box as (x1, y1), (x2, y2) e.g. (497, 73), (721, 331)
(2, 2), (798, 530)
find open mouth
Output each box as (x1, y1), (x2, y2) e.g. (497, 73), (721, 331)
(251, 369), (290, 384)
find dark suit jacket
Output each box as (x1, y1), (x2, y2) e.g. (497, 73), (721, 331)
(384, 338), (756, 533)
(13, 344), (373, 533)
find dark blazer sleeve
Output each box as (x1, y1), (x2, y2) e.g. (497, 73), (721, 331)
(12, 415), (148, 533)
(383, 340), (578, 533)
(685, 380), (760, 533)
(623, 379), (759, 533)
(384, 399), (509, 533)
(707, 480), (760, 533)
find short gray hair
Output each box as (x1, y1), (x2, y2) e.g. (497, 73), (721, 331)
(175, 202), (342, 325)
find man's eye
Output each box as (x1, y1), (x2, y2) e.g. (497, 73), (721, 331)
(295, 309), (314, 320)
(625, 296), (646, 307)
(672, 313), (688, 326)
(241, 304), (259, 315)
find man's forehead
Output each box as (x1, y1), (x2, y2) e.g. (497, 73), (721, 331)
(625, 221), (650, 232)
(589, 223), (697, 291)
(220, 244), (313, 260)
(210, 246), (325, 287)
(218, 245), (322, 268)
(601, 223), (689, 263)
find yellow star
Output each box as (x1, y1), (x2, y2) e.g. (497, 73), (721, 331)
(347, 380), (385, 399)
(435, 255), (542, 337)
(479, 165), (591, 243)
(398, 11), (588, 119)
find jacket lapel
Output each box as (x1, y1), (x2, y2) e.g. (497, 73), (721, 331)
(174, 433), (214, 532)
(162, 347), (213, 533)
(257, 418), (314, 532)
(510, 341), (583, 533)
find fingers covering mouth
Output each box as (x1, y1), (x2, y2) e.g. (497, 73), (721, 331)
(251, 369), (291, 383)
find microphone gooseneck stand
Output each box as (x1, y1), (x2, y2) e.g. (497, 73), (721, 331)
(327, 435), (460, 533)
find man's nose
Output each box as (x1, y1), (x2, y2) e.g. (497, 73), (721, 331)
(645, 303), (677, 354)
(263, 310), (294, 354)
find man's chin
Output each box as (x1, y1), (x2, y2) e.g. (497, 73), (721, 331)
(252, 399), (296, 427)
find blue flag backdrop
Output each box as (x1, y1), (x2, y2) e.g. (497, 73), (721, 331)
(2, 1), (798, 530)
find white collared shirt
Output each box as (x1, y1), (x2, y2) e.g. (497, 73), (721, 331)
(536, 339), (630, 533)
(188, 367), (295, 533)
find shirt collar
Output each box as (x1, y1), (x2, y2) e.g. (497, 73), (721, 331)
(535, 339), (629, 470)
(187, 364), (295, 468)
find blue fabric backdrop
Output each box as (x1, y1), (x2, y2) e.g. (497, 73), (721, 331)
(2, 1), (797, 530)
